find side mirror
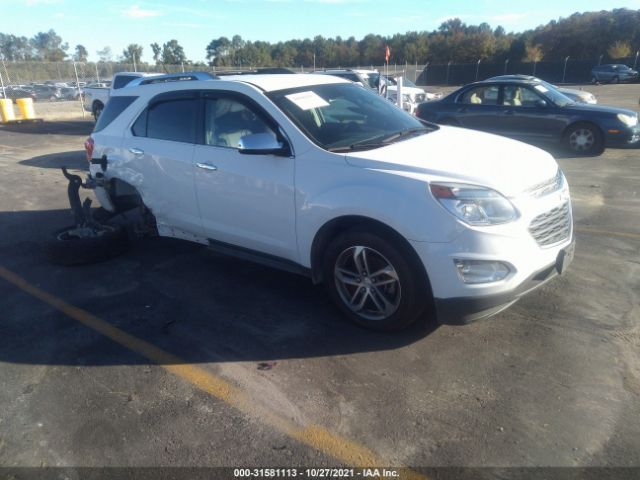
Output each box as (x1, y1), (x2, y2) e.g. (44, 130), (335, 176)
(238, 133), (288, 156)
(535, 99), (548, 108)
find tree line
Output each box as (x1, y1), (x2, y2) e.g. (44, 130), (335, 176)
(1, 9), (639, 68)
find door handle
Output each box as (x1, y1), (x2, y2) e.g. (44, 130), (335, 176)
(129, 147), (144, 156)
(196, 162), (218, 171)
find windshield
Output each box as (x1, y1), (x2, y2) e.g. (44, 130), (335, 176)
(361, 73), (378, 89)
(533, 83), (574, 107)
(267, 83), (432, 152)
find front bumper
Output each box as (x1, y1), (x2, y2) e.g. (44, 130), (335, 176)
(604, 124), (640, 147)
(434, 238), (574, 324)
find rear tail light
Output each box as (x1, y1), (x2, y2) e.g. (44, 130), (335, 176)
(84, 137), (94, 161)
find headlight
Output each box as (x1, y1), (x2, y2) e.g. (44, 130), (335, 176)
(429, 183), (518, 226)
(617, 113), (638, 126)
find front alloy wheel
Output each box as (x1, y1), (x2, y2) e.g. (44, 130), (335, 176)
(565, 123), (603, 156)
(323, 229), (429, 330)
(334, 246), (401, 321)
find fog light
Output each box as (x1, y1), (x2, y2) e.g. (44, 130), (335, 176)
(454, 259), (511, 284)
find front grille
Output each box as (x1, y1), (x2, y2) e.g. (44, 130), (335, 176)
(415, 93), (426, 102)
(527, 169), (563, 198)
(529, 202), (572, 247)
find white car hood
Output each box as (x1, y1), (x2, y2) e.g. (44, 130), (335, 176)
(344, 126), (558, 197)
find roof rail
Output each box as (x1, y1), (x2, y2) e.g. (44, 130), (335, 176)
(126, 71), (216, 87)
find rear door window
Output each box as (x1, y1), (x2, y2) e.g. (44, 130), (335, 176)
(93, 96), (137, 132)
(146, 98), (198, 143)
(459, 86), (499, 105)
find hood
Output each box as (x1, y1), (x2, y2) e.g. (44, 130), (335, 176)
(558, 87), (589, 97)
(344, 126), (558, 197)
(563, 102), (637, 116)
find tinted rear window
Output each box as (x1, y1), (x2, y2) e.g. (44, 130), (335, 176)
(146, 98), (198, 143)
(113, 75), (139, 89)
(94, 96), (137, 132)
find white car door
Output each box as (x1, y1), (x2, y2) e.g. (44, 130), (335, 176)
(192, 93), (297, 261)
(122, 91), (203, 237)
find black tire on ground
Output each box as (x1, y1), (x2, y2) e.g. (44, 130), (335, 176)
(611, 76), (619, 84)
(590, 76), (597, 84)
(563, 122), (604, 156)
(45, 224), (129, 266)
(322, 228), (429, 331)
(93, 102), (103, 121)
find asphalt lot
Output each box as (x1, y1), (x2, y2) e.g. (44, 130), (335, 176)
(0, 84), (639, 478)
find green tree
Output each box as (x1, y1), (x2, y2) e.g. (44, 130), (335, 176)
(122, 44), (143, 64)
(74, 44), (88, 62)
(31, 29), (68, 61)
(161, 39), (186, 64)
(206, 36), (231, 66)
(96, 46), (112, 62)
(0, 34), (33, 60)
(150, 42), (162, 64)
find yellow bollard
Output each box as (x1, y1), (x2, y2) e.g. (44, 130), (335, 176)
(0, 98), (15, 123)
(16, 97), (36, 120)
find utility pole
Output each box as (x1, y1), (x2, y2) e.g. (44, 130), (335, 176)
(72, 61), (85, 118)
(562, 56), (570, 83)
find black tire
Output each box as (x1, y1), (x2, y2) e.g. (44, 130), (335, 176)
(322, 228), (429, 331)
(611, 76), (619, 84)
(563, 122), (604, 156)
(49, 95), (57, 101)
(93, 102), (104, 121)
(590, 76), (597, 84)
(45, 224), (129, 266)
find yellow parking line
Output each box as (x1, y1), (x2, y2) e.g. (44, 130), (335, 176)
(575, 227), (640, 239)
(0, 264), (427, 479)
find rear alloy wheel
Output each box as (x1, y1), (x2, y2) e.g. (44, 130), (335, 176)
(565, 123), (603, 156)
(323, 229), (428, 330)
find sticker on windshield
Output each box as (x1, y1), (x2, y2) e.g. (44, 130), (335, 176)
(534, 85), (549, 93)
(285, 91), (329, 110)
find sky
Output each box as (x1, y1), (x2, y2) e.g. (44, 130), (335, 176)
(3, 0), (640, 63)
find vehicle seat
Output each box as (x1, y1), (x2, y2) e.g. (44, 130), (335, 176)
(470, 93), (482, 104)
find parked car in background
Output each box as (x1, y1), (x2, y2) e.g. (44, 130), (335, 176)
(83, 72), (159, 120)
(591, 64), (638, 84)
(415, 78), (639, 156)
(60, 86), (83, 100)
(379, 75), (441, 114)
(487, 75), (597, 104)
(31, 84), (62, 101)
(0, 87), (37, 101)
(75, 72), (575, 330)
(313, 69), (379, 90)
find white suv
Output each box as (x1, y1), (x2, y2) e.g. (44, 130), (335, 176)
(80, 72), (574, 330)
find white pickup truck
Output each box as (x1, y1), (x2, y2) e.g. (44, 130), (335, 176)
(83, 72), (159, 120)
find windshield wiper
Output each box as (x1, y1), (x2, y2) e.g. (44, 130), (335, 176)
(379, 127), (429, 143)
(327, 127), (431, 153)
